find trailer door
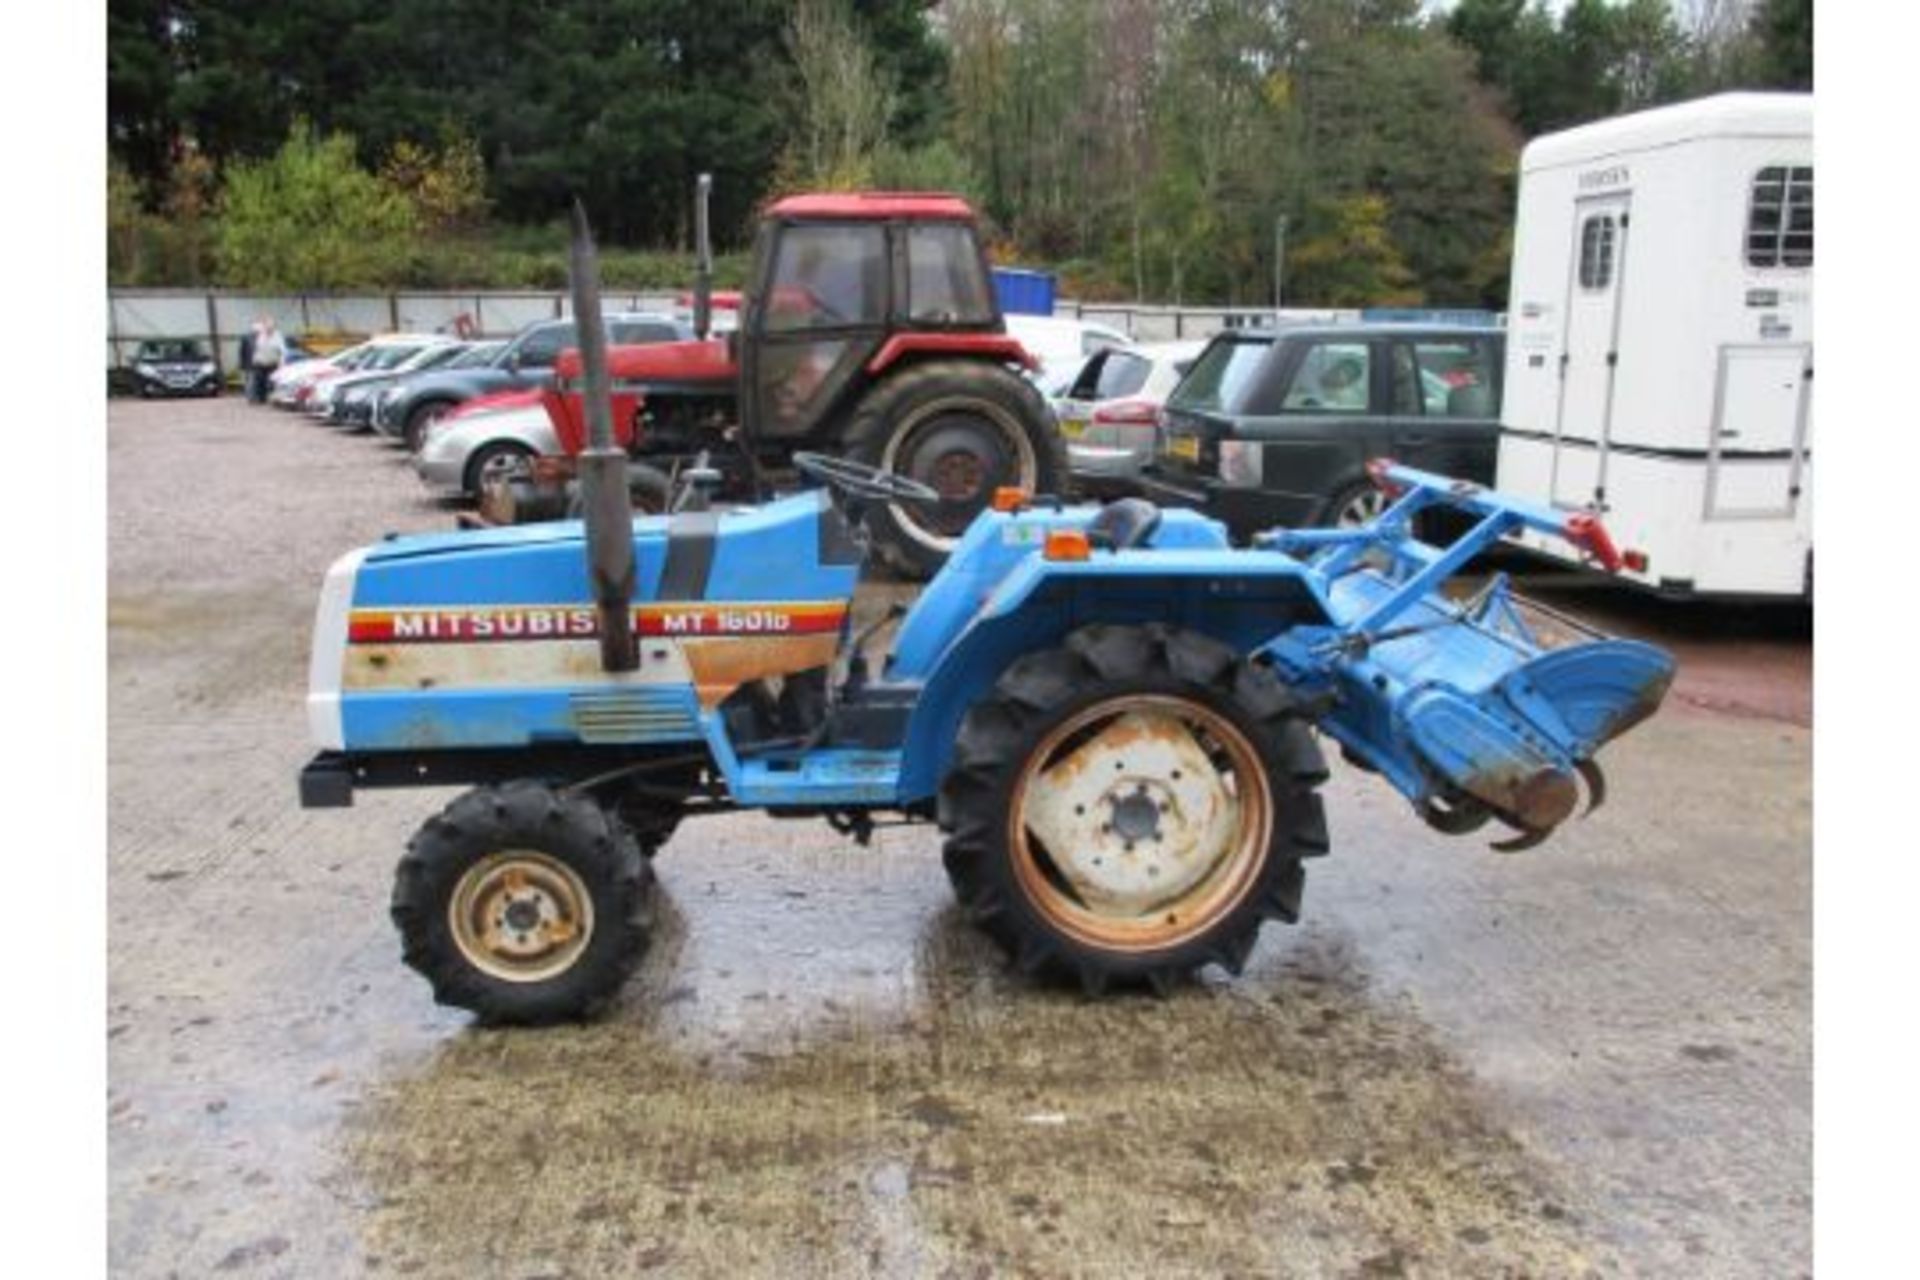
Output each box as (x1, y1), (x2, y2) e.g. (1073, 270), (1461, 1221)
(1705, 344), (1810, 519)
(1551, 196), (1631, 507)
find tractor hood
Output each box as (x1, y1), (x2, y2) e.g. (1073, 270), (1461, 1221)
(544, 338), (737, 454)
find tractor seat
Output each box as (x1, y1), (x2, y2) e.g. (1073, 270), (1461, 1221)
(1087, 497), (1163, 551)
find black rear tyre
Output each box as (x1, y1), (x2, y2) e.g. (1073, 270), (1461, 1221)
(391, 781), (654, 1025)
(937, 624), (1329, 994)
(839, 359), (1067, 580)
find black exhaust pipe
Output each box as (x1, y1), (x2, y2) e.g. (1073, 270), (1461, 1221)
(691, 172), (714, 341)
(567, 199), (638, 673)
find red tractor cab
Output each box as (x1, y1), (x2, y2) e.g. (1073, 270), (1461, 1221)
(539, 190), (1064, 577)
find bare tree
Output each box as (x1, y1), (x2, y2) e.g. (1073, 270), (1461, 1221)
(785, 0), (897, 189)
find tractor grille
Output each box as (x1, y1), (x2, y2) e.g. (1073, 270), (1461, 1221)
(569, 689), (699, 744)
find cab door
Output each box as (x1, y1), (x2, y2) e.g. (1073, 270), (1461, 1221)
(740, 221), (892, 442)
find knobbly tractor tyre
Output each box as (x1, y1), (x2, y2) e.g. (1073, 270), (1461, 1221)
(391, 781), (654, 1025)
(938, 625), (1329, 994)
(841, 359), (1067, 579)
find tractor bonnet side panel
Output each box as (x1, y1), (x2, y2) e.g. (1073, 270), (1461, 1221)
(310, 493), (858, 753)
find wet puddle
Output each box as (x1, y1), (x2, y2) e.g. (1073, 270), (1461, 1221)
(347, 838), (1603, 1278)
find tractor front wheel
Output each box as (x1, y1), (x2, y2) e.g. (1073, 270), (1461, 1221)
(391, 781), (654, 1024)
(841, 359), (1066, 579)
(938, 625), (1329, 994)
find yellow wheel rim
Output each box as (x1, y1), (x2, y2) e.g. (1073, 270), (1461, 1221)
(447, 850), (595, 983)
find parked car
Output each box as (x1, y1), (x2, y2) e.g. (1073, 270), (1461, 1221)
(374, 313), (693, 452)
(1050, 340), (1205, 494)
(313, 340), (483, 426)
(270, 334), (452, 410)
(328, 340), (503, 429)
(1004, 314), (1133, 396)
(1138, 323), (1506, 539)
(127, 338), (221, 398)
(411, 392), (556, 498)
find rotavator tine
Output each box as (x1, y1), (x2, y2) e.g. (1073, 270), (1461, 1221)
(1576, 759), (1608, 817)
(1489, 824), (1552, 854)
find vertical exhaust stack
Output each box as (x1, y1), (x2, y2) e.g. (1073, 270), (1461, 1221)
(568, 200), (639, 673)
(691, 173), (714, 341)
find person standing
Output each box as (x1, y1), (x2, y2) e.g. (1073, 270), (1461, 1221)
(251, 318), (285, 403)
(238, 322), (258, 403)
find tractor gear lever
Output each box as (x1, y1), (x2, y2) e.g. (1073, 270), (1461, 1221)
(674, 450), (724, 514)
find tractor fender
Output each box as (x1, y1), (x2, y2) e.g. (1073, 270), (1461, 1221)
(892, 551), (1332, 804)
(864, 332), (1039, 377)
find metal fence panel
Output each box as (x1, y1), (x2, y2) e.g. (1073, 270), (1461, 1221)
(476, 294), (563, 335)
(392, 294), (479, 336)
(109, 289), (1411, 374)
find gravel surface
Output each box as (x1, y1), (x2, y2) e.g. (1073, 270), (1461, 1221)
(108, 396), (1810, 1277)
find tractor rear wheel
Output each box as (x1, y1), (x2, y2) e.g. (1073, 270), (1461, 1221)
(391, 781), (654, 1024)
(938, 625), (1328, 994)
(840, 359), (1066, 579)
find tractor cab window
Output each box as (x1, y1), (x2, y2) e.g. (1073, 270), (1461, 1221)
(765, 224), (888, 332)
(906, 224), (995, 325)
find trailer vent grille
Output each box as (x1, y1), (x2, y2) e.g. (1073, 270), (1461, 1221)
(1747, 165), (1813, 270)
(569, 689), (698, 743)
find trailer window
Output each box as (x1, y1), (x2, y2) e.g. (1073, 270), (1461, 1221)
(1747, 166), (1813, 269)
(1578, 215), (1616, 290)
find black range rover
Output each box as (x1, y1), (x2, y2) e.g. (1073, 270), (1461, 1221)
(1139, 323), (1505, 540)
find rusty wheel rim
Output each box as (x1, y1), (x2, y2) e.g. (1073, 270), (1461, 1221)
(1007, 694), (1273, 953)
(447, 851), (595, 983)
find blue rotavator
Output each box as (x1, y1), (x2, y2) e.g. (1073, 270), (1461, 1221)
(299, 455), (1672, 1023)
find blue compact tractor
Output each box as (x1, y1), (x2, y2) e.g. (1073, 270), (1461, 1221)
(299, 449), (1671, 1022)
(297, 213), (1673, 1023)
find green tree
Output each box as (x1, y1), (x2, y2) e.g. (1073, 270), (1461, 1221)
(1289, 194), (1422, 306)
(780, 0), (897, 190)
(379, 131), (490, 234)
(107, 159), (151, 282)
(1752, 0), (1813, 88)
(216, 124), (419, 289)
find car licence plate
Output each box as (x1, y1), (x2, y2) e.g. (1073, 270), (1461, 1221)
(1165, 434), (1200, 463)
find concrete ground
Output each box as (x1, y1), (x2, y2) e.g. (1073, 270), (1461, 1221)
(108, 397), (1810, 1278)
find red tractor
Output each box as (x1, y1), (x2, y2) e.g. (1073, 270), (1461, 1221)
(533, 186), (1067, 577)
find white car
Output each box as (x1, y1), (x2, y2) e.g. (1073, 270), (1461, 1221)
(1050, 340), (1206, 491)
(305, 339), (466, 420)
(269, 333), (452, 410)
(412, 394), (558, 498)
(1003, 314), (1132, 396)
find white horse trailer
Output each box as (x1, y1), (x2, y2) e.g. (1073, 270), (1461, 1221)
(1496, 93), (1812, 599)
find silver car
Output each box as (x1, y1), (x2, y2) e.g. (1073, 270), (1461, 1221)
(412, 396), (558, 498)
(1051, 340), (1205, 490)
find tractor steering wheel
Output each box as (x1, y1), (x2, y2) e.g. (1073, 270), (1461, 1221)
(793, 451), (942, 506)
